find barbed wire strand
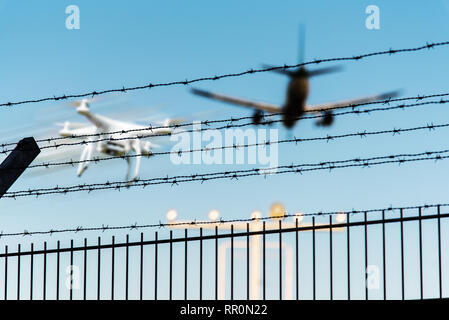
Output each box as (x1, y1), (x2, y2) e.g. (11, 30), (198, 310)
(0, 203), (445, 239)
(4, 148), (449, 198)
(0, 41), (448, 109)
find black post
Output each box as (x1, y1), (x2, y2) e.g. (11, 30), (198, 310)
(0, 137), (40, 198)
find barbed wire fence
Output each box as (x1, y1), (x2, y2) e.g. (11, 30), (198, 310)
(2, 93), (449, 153)
(0, 118), (446, 173)
(0, 40), (449, 246)
(2, 148), (449, 199)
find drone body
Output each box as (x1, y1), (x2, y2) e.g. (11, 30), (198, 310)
(59, 99), (177, 181)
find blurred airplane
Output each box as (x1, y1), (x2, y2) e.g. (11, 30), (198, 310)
(191, 27), (399, 128)
(58, 99), (181, 181)
(191, 77), (398, 129)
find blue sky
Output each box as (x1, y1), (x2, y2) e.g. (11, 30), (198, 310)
(0, 0), (449, 299)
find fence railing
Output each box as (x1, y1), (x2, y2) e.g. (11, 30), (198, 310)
(0, 206), (447, 300)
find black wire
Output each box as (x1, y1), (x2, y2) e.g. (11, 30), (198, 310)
(0, 203), (446, 239)
(0, 41), (447, 109)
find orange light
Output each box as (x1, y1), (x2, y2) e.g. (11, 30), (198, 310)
(269, 203), (286, 220)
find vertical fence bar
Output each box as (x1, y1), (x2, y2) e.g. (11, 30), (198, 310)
(400, 209), (405, 300)
(365, 212), (368, 300)
(438, 205), (442, 299)
(43, 242), (47, 301)
(184, 229), (188, 300)
(111, 236), (115, 300)
(215, 226), (218, 301)
(83, 238), (87, 301)
(17, 244), (20, 300)
(155, 231), (158, 301)
(4, 245), (7, 300)
(97, 237), (101, 301)
(56, 241), (60, 300)
(231, 225), (234, 300)
(30, 243), (33, 300)
(419, 207), (423, 300)
(382, 210), (386, 300)
(295, 219), (299, 300)
(140, 233), (144, 301)
(347, 214), (351, 300)
(125, 235), (129, 300)
(246, 223), (250, 300)
(312, 217), (316, 301)
(170, 231), (173, 301)
(70, 240), (73, 300)
(279, 220), (282, 301)
(263, 221), (266, 300)
(329, 216), (333, 300)
(199, 228), (203, 301)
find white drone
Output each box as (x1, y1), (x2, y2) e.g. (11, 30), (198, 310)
(58, 99), (180, 181)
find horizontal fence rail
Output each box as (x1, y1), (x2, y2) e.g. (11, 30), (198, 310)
(0, 206), (448, 300)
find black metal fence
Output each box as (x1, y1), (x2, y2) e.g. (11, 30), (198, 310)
(0, 206), (448, 300)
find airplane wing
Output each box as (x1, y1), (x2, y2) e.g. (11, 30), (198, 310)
(305, 90), (400, 113)
(191, 88), (282, 113)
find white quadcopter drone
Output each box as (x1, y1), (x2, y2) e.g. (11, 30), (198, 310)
(58, 99), (180, 182)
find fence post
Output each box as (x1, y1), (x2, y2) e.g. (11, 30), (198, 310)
(0, 137), (40, 198)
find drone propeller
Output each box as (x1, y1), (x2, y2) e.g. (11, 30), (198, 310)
(55, 121), (89, 129)
(69, 98), (96, 108)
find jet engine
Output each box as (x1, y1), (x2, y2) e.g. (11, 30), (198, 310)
(252, 110), (264, 125)
(316, 111), (334, 127)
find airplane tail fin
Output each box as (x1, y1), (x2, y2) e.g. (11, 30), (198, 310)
(298, 23), (306, 65)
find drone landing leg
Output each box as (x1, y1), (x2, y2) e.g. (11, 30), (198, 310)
(125, 156), (132, 181)
(130, 141), (141, 182)
(77, 142), (94, 176)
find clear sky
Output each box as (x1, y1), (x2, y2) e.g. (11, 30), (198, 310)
(0, 0), (449, 300)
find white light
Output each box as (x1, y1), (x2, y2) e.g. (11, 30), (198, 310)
(166, 209), (178, 222)
(208, 209), (220, 221)
(336, 212), (347, 224)
(251, 210), (262, 220)
(294, 212), (304, 223)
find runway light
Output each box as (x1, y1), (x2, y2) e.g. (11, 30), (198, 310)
(251, 210), (262, 220)
(294, 212), (304, 223)
(269, 202), (286, 220)
(336, 212), (347, 224)
(208, 209), (220, 221)
(166, 209), (178, 222)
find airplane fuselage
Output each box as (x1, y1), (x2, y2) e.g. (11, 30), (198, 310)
(282, 75), (309, 128)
